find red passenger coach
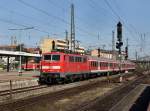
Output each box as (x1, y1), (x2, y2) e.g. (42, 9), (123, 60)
(39, 51), (135, 84)
(22, 63), (40, 70)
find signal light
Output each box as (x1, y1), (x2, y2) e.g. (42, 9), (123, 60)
(117, 22), (122, 42)
(119, 42), (123, 46)
(125, 46), (128, 59)
(116, 42), (119, 49)
(116, 42), (123, 49)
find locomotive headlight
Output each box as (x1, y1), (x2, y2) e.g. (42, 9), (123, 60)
(42, 66), (50, 69)
(42, 66), (61, 69)
(50, 66), (61, 69)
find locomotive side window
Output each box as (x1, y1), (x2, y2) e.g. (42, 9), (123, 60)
(52, 55), (60, 61)
(83, 58), (87, 63)
(79, 57), (82, 62)
(78, 57), (82, 62)
(44, 55), (51, 60)
(75, 57), (82, 62)
(69, 56), (74, 62)
(75, 57), (78, 62)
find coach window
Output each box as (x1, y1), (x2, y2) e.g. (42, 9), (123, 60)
(103, 62), (105, 67)
(100, 62), (102, 67)
(106, 63), (108, 67)
(104, 63), (107, 67)
(91, 61), (93, 67)
(110, 63), (112, 67)
(96, 62), (98, 67)
(52, 55), (60, 61)
(104, 63), (106, 67)
(92, 61), (94, 67)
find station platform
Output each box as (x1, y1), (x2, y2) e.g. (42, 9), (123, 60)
(0, 71), (40, 91)
(0, 70), (40, 81)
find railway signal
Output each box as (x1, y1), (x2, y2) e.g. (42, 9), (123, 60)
(116, 21), (123, 83)
(125, 46), (128, 60)
(116, 21), (123, 54)
(117, 22), (122, 42)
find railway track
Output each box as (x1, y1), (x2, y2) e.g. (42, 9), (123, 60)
(0, 72), (139, 111)
(73, 74), (149, 111)
(0, 85), (48, 97)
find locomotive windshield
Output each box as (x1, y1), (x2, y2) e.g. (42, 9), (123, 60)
(43, 54), (60, 61)
(43, 55), (51, 60)
(52, 55), (60, 61)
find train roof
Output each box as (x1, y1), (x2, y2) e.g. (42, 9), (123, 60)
(88, 55), (134, 64)
(43, 51), (87, 57)
(43, 51), (134, 64)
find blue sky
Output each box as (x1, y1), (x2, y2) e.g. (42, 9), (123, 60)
(0, 0), (149, 59)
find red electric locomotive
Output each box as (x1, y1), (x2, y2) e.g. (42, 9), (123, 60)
(39, 51), (89, 83)
(39, 51), (135, 84)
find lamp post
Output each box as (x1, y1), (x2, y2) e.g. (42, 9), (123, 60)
(8, 27), (34, 75)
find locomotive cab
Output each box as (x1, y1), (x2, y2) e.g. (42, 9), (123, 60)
(39, 52), (64, 83)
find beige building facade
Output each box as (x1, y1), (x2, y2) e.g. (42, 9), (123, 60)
(91, 49), (126, 60)
(40, 38), (84, 53)
(91, 49), (113, 59)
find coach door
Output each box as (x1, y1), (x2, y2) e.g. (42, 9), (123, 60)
(64, 55), (68, 74)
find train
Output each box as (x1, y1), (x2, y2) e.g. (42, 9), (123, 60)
(39, 51), (135, 84)
(21, 63), (40, 70)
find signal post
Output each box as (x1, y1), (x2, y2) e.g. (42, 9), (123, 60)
(116, 22), (123, 82)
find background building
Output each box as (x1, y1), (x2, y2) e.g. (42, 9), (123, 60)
(91, 49), (127, 60)
(0, 45), (17, 51)
(40, 38), (85, 53)
(91, 49), (114, 59)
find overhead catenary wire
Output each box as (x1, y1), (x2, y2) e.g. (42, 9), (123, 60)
(89, 0), (117, 23)
(47, 0), (96, 36)
(103, 0), (140, 44)
(0, 17), (50, 34)
(0, 4), (57, 28)
(110, 0), (140, 42)
(104, 0), (121, 20)
(17, 0), (98, 37)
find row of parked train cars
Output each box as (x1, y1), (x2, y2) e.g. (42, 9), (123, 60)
(39, 51), (135, 84)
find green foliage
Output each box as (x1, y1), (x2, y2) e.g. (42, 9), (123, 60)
(0, 64), (5, 69)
